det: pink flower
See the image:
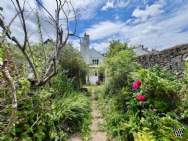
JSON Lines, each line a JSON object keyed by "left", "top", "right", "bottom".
{"left": 132, "top": 82, "right": 139, "bottom": 90}
{"left": 136, "top": 94, "right": 146, "bottom": 102}
{"left": 132, "top": 80, "right": 142, "bottom": 90}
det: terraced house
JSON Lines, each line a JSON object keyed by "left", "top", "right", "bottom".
{"left": 80, "top": 33, "right": 104, "bottom": 84}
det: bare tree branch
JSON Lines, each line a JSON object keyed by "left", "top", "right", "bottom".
{"left": 15, "top": 0, "right": 28, "bottom": 50}
{"left": 7, "top": 11, "right": 21, "bottom": 28}
{"left": 0, "top": 18, "right": 38, "bottom": 80}
{"left": 0, "top": 1, "right": 38, "bottom": 80}
{"left": 35, "top": 0, "right": 56, "bottom": 24}
{"left": 1, "top": 0, "right": 78, "bottom": 86}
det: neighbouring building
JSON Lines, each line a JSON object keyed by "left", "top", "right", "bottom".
{"left": 132, "top": 44, "right": 159, "bottom": 56}
{"left": 80, "top": 33, "right": 104, "bottom": 84}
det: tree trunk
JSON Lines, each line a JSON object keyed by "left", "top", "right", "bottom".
{"left": 1, "top": 60, "right": 17, "bottom": 132}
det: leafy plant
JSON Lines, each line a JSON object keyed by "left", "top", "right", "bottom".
{"left": 104, "top": 41, "right": 138, "bottom": 95}
{"left": 59, "top": 45, "right": 88, "bottom": 89}
{"left": 137, "top": 69, "right": 181, "bottom": 112}
{"left": 51, "top": 72, "right": 74, "bottom": 95}
{"left": 98, "top": 41, "right": 188, "bottom": 140}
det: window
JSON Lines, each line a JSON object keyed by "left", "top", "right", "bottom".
{"left": 97, "top": 59, "right": 99, "bottom": 64}
{"left": 92, "top": 59, "right": 99, "bottom": 65}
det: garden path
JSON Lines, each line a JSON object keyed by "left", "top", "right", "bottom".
{"left": 68, "top": 133, "right": 82, "bottom": 141}
{"left": 90, "top": 87, "right": 107, "bottom": 141}
{"left": 68, "top": 86, "right": 108, "bottom": 141}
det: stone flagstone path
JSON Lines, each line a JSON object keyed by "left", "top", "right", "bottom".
{"left": 90, "top": 87, "right": 107, "bottom": 141}
{"left": 69, "top": 87, "right": 108, "bottom": 141}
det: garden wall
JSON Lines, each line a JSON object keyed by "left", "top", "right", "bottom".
{"left": 137, "top": 44, "right": 188, "bottom": 77}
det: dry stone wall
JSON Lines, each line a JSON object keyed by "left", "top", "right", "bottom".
{"left": 137, "top": 44, "right": 188, "bottom": 77}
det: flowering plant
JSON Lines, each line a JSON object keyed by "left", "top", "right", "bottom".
{"left": 132, "top": 80, "right": 142, "bottom": 90}
{"left": 136, "top": 94, "right": 146, "bottom": 102}
{"left": 132, "top": 79, "right": 146, "bottom": 103}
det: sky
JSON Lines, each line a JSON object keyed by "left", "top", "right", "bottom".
{"left": 1, "top": 0, "right": 188, "bottom": 53}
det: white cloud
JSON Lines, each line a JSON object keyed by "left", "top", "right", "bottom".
{"left": 101, "top": 0, "right": 130, "bottom": 11}
{"left": 101, "top": 0, "right": 114, "bottom": 11}
{"left": 132, "top": 4, "right": 164, "bottom": 22}
{"left": 33, "top": 0, "right": 104, "bottom": 20}
{"left": 1, "top": 0, "right": 188, "bottom": 53}
{"left": 91, "top": 42, "right": 109, "bottom": 53}
{"left": 84, "top": 2, "right": 188, "bottom": 51}
{"left": 85, "top": 21, "right": 125, "bottom": 40}
{"left": 0, "top": 0, "right": 104, "bottom": 43}
{"left": 0, "top": 0, "right": 42, "bottom": 42}
{"left": 115, "top": 0, "right": 130, "bottom": 8}
{"left": 126, "top": 2, "right": 188, "bottom": 50}
{"left": 70, "top": 0, "right": 105, "bottom": 20}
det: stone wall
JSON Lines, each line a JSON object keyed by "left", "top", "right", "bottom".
{"left": 137, "top": 44, "right": 188, "bottom": 77}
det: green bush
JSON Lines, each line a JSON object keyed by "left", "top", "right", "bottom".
{"left": 47, "top": 92, "right": 91, "bottom": 140}
{"left": 0, "top": 43, "right": 90, "bottom": 140}
{"left": 51, "top": 92, "right": 90, "bottom": 133}
{"left": 137, "top": 69, "right": 181, "bottom": 112}
{"left": 51, "top": 72, "right": 74, "bottom": 95}
{"left": 178, "top": 61, "right": 188, "bottom": 124}
{"left": 0, "top": 73, "right": 91, "bottom": 141}
{"left": 104, "top": 41, "right": 138, "bottom": 95}
{"left": 59, "top": 45, "right": 88, "bottom": 89}
{"left": 99, "top": 41, "right": 188, "bottom": 140}
{"left": 149, "top": 65, "right": 177, "bottom": 81}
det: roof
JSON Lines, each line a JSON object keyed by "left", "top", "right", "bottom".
{"left": 133, "top": 47, "right": 151, "bottom": 56}
{"left": 132, "top": 45, "right": 152, "bottom": 56}
{"left": 82, "top": 47, "right": 103, "bottom": 58}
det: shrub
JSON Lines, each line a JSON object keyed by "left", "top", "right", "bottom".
{"left": 149, "top": 65, "right": 177, "bottom": 81}
{"left": 179, "top": 61, "right": 188, "bottom": 124}
{"left": 137, "top": 69, "right": 181, "bottom": 112}
{"left": 99, "top": 50, "right": 188, "bottom": 140}
{"left": 59, "top": 45, "right": 88, "bottom": 89}
{"left": 51, "top": 72, "right": 74, "bottom": 95}
{"left": 0, "top": 73, "right": 91, "bottom": 141}
{"left": 50, "top": 92, "right": 90, "bottom": 135}
{"left": 104, "top": 47, "right": 138, "bottom": 95}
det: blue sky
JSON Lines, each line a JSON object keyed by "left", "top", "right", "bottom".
{"left": 1, "top": 0, "right": 188, "bottom": 53}
{"left": 70, "top": 0, "right": 188, "bottom": 53}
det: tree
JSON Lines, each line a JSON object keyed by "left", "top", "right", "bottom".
{"left": 0, "top": 0, "right": 78, "bottom": 131}
{"left": 104, "top": 40, "right": 138, "bottom": 95}
{"left": 59, "top": 44, "right": 88, "bottom": 89}
{"left": 107, "top": 40, "right": 129, "bottom": 57}
{"left": 0, "top": 0, "right": 77, "bottom": 86}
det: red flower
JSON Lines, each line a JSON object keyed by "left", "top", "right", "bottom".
{"left": 132, "top": 80, "right": 142, "bottom": 90}
{"left": 136, "top": 94, "right": 146, "bottom": 102}
{"left": 136, "top": 80, "right": 142, "bottom": 87}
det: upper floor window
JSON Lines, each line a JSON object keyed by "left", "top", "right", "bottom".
{"left": 92, "top": 59, "right": 99, "bottom": 65}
